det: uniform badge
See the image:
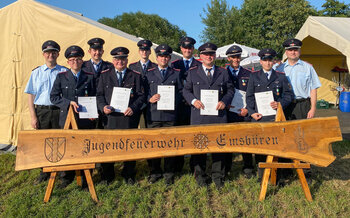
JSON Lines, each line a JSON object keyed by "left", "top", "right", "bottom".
{"left": 242, "top": 79, "right": 246, "bottom": 86}
{"left": 276, "top": 88, "right": 280, "bottom": 96}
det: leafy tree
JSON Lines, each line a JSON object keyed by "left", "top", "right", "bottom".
{"left": 239, "top": 0, "right": 318, "bottom": 55}
{"left": 201, "top": 0, "right": 242, "bottom": 47}
{"left": 319, "top": 0, "right": 350, "bottom": 17}
{"left": 98, "top": 12, "right": 187, "bottom": 52}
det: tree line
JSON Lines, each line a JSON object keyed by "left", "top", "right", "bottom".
{"left": 98, "top": 0, "right": 350, "bottom": 55}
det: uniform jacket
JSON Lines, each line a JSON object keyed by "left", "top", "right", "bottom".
{"left": 182, "top": 65, "right": 234, "bottom": 125}
{"left": 82, "top": 60, "right": 113, "bottom": 85}
{"left": 129, "top": 60, "right": 158, "bottom": 77}
{"left": 246, "top": 69, "right": 293, "bottom": 118}
{"left": 145, "top": 67, "right": 182, "bottom": 122}
{"left": 96, "top": 68, "right": 145, "bottom": 114}
{"left": 226, "top": 66, "right": 252, "bottom": 121}
{"left": 171, "top": 58, "right": 202, "bottom": 125}
{"left": 50, "top": 69, "right": 96, "bottom": 127}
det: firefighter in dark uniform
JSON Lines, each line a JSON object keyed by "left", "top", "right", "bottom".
{"left": 182, "top": 43, "right": 234, "bottom": 188}
{"left": 82, "top": 37, "right": 113, "bottom": 128}
{"left": 50, "top": 45, "right": 96, "bottom": 187}
{"left": 246, "top": 48, "right": 293, "bottom": 180}
{"left": 144, "top": 44, "right": 182, "bottom": 185}
{"left": 224, "top": 45, "right": 254, "bottom": 178}
{"left": 96, "top": 47, "right": 145, "bottom": 184}
{"left": 129, "top": 39, "right": 158, "bottom": 76}
{"left": 171, "top": 37, "right": 202, "bottom": 173}
{"left": 128, "top": 39, "right": 158, "bottom": 129}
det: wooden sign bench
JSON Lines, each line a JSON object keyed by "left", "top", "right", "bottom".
{"left": 16, "top": 104, "right": 342, "bottom": 202}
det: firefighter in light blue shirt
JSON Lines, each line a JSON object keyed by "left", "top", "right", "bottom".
{"left": 276, "top": 38, "right": 321, "bottom": 120}
{"left": 24, "top": 40, "right": 67, "bottom": 183}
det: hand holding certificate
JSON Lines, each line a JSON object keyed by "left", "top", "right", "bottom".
{"left": 200, "top": 89, "right": 218, "bottom": 116}
{"left": 78, "top": 97, "right": 98, "bottom": 119}
{"left": 254, "top": 91, "right": 276, "bottom": 116}
{"left": 157, "top": 85, "right": 175, "bottom": 110}
{"left": 110, "top": 87, "right": 131, "bottom": 113}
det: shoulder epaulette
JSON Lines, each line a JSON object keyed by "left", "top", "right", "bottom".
{"left": 129, "top": 62, "right": 138, "bottom": 65}
{"left": 32, "top": 66, "right": 40, "bottom": 71}
{"left": 84, "top": 71, "right": 94, "bottom": 75}
{"left": 173, "top": 68, "right": 180, "bottom": 71}
{"left": 219, "top": 66, "right": 226, "bottom": 70}
{"left": 251, "top": 70, "right": 258, "bottom": 73}
{"left": 132, "top": 70, "right": 141, "bottom": 75}
{"left": 171, "top": 59, "right": 180, "bottom": 63}
{"left": 58, "top": 71, "right": 68, "bottom": 74}
{"left": 147, "top": 67, "right": 156, "bottom": 71}
{"left": 189, "top": 66, "right": 198, "bottom": 70}
{"left": 101, "top": 69, "right": 109, "bottom": 74}
{"left": 276, "top": 70, "right": 285, "bottom": 74}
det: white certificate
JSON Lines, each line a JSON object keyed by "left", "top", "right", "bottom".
{"left": 110, "top": 87, "right": 131, "bottom": 113}
{"left": 157, "top": 85, "right": 175, "bottom": 110}
{"left": 254, "top": 91, "right": 276, "bottom": 116}
{"left": 78, "top": 97, "right": 98, "bottom": 119}
{"left": 200, "top": 89, "right": 218, "bottom": 116}
{"left": 229, "top": 89, "right": 246, "bottom": 114}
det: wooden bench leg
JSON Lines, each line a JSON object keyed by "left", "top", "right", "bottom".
{"left": 270, "top": 157, "right": 278, "bottom": 186}
{"left": 294, "top": 160, "right": 312, "bottom": 201}
{"left": 76, "top": 170, "right": 82, "bottom": 187}
{"left": 259, "top": 155, "right": 274, "bottom": 201}
{"left": 84, "top": 169, "right": 98, "bottom": 202}
{"left": 44, "top": 172, "right": 57, "bottom": 203}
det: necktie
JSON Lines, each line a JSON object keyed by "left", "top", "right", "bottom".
{"left": 117, "top": 71, "right": 123, "bottom": 86}
{"left": 265, "top": 73, "right": 269, "bottom": 80}
{"left": 161, "top": 69, "right": 166, "bottom": 78}
{"left": 206, "top": 68, "right": 212, "bottom": 81}
{"left": 143, "top": 64, "right": 147, "bottom": 72}
{"left": 185, "top": 60, "right": 190, "bottom": 71}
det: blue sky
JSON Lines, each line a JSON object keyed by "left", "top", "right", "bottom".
{"left": 1, "top": 0, "right": 346, "bottom": 44}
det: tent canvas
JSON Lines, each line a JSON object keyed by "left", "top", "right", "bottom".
{"left": 285, "top": 16, "right": 350, "bottom": 104}
{"left": 0, "top": 0, "right": 180, "bottom": 146}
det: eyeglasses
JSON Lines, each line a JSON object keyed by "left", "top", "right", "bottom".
{"left": 68, "top": 58, "right": 83, "bottom": 63}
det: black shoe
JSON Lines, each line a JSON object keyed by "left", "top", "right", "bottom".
{"left": 57, "top": 179, "right": 72, "bottom": 189}
{"left": 243, "top": 168, "right": 254, "bottom": 179}
{"left": 196, "top": 175, "right": 209, "bottom": 187}
{"left": 165, "top": 177, "right": 174, "bottom": 186}
{"left": 125, "top": 177, "right": 135, "bottom": 185}
{"left": 213, "top": 179, "right": 224, "bottom": 189}
{"left": 148, "top": 175, "right": 162, "bottom": 184}
{"left": 35, "top": 172, "right": 49, "bottom": 184}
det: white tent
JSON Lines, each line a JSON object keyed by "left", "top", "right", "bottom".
{"left": 216, "top": 42, "right": 259, "bottom": 59}
{"left": 240, "top": 55, "right": 261, "bottom": 71}
{"left": 0, "top": 0, "right": 182, "bottom": 147}
{"left": 287, "top": 16, "right": 350, "bottom": 104}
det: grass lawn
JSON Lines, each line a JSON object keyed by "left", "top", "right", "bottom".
{"left": 0, "top": 140, "right": 349, "bottom": 217}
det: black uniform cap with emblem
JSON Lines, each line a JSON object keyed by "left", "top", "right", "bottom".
{"left": 42, "top": 40, "right": 60, "bottom": 52}
{"left": 65, "top": 45, "right": 84, "bottom": 59}
{"left": 198, "top": 42, "right": 217, "bottom": 54}
{"left": 180, "top": 37, "right": 196, "bottom": 48}
{"left": 226, "top": 45, "right": 242, "bottom": 57}
{"left": 258, "top": 48, "right": 277, "bottom": 60}
{"left": 155, "top": 44, "right": 173, "bottom": 56}
{"left": 137, "top": 39, "right": 152, "bottom": 50}
{"left": 283, "top": 38, "right": 302, "bottom": 50}
{"left": 110, "top": 47, "right": 129, "bottom": 58}
{"left": 87, "top": 37, "right": 105, "bottom": 49}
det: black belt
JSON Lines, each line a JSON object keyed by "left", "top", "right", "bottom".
{"left": 35, "top": 105, "right": 59, "bottom": 110}
{"left": 293, "top": 98, "right": 310, "bottom": 103}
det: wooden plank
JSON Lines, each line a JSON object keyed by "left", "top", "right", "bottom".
{"left": 16, "top": 116, "right": 341, "bottom": 171}
{"left": 269, "top": 157, "right": 278, "bottom": 186}
{"left": 44, "top": 172, "right": 57, "bottom": 203}
{"left": 259, "top": 163, "right": 311, "bottom": 169}
{"left": 43, "top": 163, "right": 96, "bottom": 172}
